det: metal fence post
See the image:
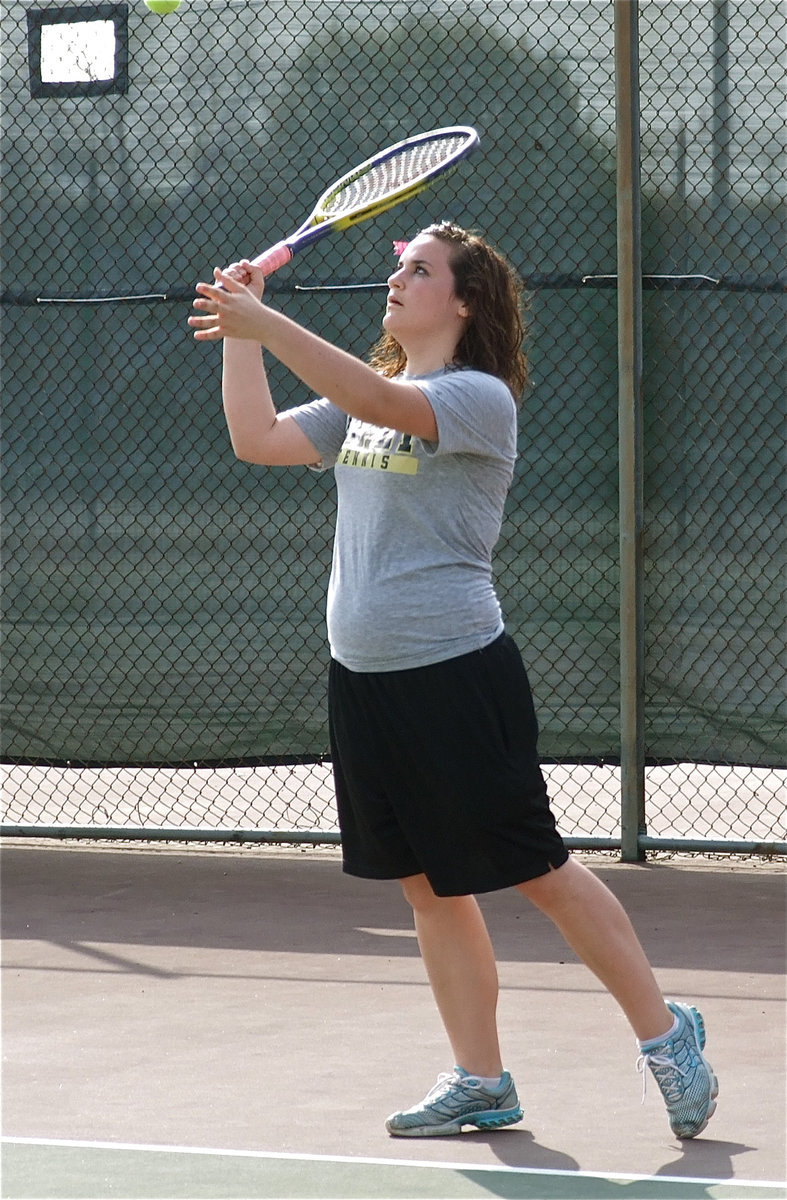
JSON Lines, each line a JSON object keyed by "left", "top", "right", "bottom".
{"left": 614, "top": 0, "right": 646, "bottom": 861}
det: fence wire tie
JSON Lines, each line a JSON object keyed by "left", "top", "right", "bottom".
{"left": 582, "top": 274, "right": 722, "bottom": 286}
{"left": 36, "top": 293, "right": 170, "bottom": 304}
{"left": 294, "top": 283, "right": 388, "bottom": 291}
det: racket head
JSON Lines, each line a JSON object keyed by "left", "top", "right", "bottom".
{"left": 312, "top": 126, "right": 480, "bottom": 231}
{"left": 250, "top": 126, "right": 479, "bottom": 274}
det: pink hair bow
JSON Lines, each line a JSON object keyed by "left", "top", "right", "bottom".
{"left": 392, "top": 240, "right": 409, "bottom": 256}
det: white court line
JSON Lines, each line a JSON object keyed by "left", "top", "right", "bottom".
{"left": 3, "top": 1136, "right": 786, "bottom": 1191}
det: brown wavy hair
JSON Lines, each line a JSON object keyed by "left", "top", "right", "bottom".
{"left": 368, "top": 221, "right": 529, "bottom": 403}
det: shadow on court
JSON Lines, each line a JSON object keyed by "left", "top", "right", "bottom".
{"left": 1, "top": 842, "right": 785, "bottom": 1198}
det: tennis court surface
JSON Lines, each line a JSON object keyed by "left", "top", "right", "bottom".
{"left": 2, "top": 842, "right": 785, "bottom": 1198}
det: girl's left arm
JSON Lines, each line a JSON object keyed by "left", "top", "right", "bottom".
{"left": 191, "top": 267, "right": 437, "bottom": 440}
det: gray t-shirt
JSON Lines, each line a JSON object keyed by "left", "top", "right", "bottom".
{"left": 291, "top": 366, "right": 517, "bottom": 672}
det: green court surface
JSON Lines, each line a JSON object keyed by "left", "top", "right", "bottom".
{"left": 3, "top": 1139, "right": 786, "bottom": 1200}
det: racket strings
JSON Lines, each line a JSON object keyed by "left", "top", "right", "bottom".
{"left": 321, "top": 134, "right": 468, "bottom": 217}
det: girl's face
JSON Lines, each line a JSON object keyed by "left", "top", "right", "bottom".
{"left": 383, "top": 234, "right": 469, "bottom": 348}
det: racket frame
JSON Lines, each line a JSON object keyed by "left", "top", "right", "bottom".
{"left": 251, "top": 125, "right": 479, "bottom": 274}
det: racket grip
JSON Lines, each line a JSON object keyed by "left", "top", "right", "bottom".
{"left": 251, "top": 242, "right": 293, "bottom": 276}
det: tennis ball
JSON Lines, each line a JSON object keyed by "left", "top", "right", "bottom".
{"left": 144, "top": 0, "right": 181, "bottom": 13}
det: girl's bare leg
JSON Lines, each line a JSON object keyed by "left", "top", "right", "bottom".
{"left": 517, "top": 857, "right": 673, "bottom": 1041}
{"left": 399, "top": 873, "right": 504, "bottom": 1077}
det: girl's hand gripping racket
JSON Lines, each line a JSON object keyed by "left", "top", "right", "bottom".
{"left": 250, "top": 126, "right": 480, "bottom": 276}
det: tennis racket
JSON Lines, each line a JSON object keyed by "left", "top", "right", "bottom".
{"left": 250, "top": 126, "right": 480, "bottom": 276}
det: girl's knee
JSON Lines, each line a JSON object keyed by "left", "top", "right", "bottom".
{"left": 398, "top": 872, "right": 437, "bottom": 910}
{"left": 398, "top": 874, "right": 470, "bottom": 917}
{"left": 516, "top": 857, "right": 582, "bottom": 910}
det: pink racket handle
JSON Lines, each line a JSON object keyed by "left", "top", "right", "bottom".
{"left": 251, "top": 242, "right": 294, "bottom": 276}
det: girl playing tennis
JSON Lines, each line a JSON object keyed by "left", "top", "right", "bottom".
{"left": 190, "top": 222, "right": 717, "bottom": 1140}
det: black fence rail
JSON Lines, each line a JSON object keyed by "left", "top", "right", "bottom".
{"left": 1, "top": 0, "right": 784, "bottom": 856}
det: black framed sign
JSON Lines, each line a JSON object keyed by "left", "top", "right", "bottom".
{"left": 27, "top": 4, "right": 129, "bottom": 98}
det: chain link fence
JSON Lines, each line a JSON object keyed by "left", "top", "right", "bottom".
{"left": 1, "top": 0, "right": 784, "bottom": 855}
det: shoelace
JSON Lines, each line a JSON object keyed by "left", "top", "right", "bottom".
{"left": 425, "top": 1071, "right": 466, "bottom": 1101}
{"left": 636, "top": 1050, "right": 687, "bottom": 1104}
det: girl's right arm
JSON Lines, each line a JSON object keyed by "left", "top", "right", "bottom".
{"left": 201, "top": 259, "right": 321, "bottom": 467}
{"left": 222, "top": 337, "right": 321, "bottom": 466}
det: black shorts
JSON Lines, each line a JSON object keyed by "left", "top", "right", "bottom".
{"left": 328, "top": 632, "right": 568, "bottom": 897}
